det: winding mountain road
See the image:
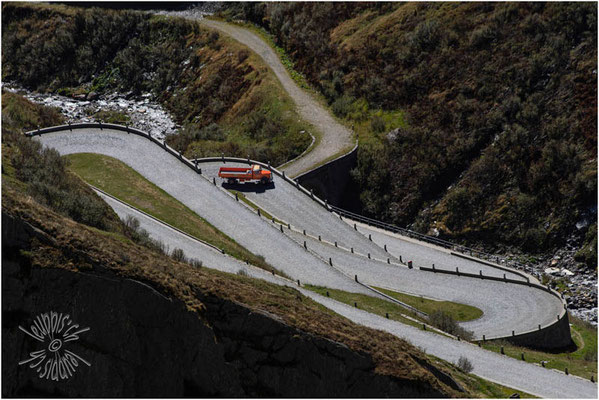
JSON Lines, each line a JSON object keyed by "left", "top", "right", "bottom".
{"left": 80, "top": 165, "right": 596, "bottom": 399}
{"left": 190, "top": 17, "right": 355, "bottom": 177}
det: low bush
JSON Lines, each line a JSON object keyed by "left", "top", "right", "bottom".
{"left": 428, "top": 310, "right": 474, "bottom": 341}
{"left": 456, "top": 356, "right": 474, "bottom": 373}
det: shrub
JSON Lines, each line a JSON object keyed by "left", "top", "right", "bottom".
{"left": 456, "top": 356, "right": 474, "bottom": 373}
{"left": 237, "top": 269, "right": 249, "bottom": 276}
{"left": 428, "top": 310, "right": 474, "bottom": 340}
{"left": 370, "top": 115, "right": 386, "bottom": 133}
{"left": 170, "top": 248, "right": 187, "bottom": 263}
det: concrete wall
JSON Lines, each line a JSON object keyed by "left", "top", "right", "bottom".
{"left": 295, "top": 145, "right": 358, "bottom": 207}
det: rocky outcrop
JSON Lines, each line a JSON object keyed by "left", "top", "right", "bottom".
{"left": 2, "top": 212, "right": 451, "bottom": 397}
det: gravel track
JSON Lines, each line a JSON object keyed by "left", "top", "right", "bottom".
{"left": 195, "top": 19, "right": 355, "bottom": 178}
{"left": 36, "top": 129, "right": 369, "bottom": 295}
{"left": 287, "top": 229, "right": 563, "bottom": 339}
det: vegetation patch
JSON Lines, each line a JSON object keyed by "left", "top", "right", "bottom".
{"left": 482, "top": 315, "right": 597, "bottom": 380}
{"left": 374, "top": 286, "right": 483, "bottom": 322}
{"left": 2, "top": 2, "right": 312, "bottom": 167}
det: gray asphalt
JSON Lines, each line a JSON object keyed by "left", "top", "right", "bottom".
{"left": 36, "top": 129, "right": 370, "bottom": 295}
{"left": 199, "top": 161, "right": 391, "bottom": 260}
{"left": 96, "top": 193, "right": 598, "bottom": 398}
{"left": 356, "top": 222, "right": 528, "bottom": 281}
{"left": 286, "top": 228, "right": 564, "bottom": 339}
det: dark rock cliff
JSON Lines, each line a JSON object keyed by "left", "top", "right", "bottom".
{"left": 2, "top": 212, "right": 451, "bottom": 397}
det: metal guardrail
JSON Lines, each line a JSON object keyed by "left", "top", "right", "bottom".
{"left": 329, "top": 205, "right": 536, "bottom": 276}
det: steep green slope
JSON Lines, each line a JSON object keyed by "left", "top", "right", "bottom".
{"left": 222, "top": 2, "right": 597, "bottom": 263}
{"left": 1, "top": 2, "right": 311, "bottom": 165}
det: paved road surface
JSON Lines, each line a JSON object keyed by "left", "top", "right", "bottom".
{"left": 37, "top": 129, "right": 369, "bottom": 295}
{"left": 97, "top": 187, "right": 597, "bottom": 399}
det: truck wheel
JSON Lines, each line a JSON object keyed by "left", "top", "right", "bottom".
{"left": 228, "top": 178, "right": 236, "bottom": 184}
{"left": 261, "top": 177, "right": 268, "bottom": 185}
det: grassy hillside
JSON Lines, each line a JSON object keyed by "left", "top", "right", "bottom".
{"left": 1, "top": 2, "right": 312, "bottom": 165}
{"left": 222, "top": 2, "right": 597, "bottom": 263}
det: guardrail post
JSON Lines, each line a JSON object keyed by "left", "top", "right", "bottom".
{"left": 221, "top": 249, "right": 225, "bottom": 254}
{"left": 303, "top": 241, "right": 307, "bottom": 249}
{"left": 351, "top": 247, "right": 354, "bottom": 253}
{"left": 368, "top": 234, "right": 372, "bottom": 241}
{"left": 501, "top": 346, "right": 504, "bottom": 354}
{"left": 557, "top": 314, "right": 560, "bottom": 321}
{"left": 457, "top": 336, "right": 460, "bottom": 341}
{"left": 303, "top": 229, "right": 306, "bottom": 235}
{"left": 538, "top": 324, "right": 541, "bottom": 330}
{"left": 295, "top": 180, "right": 299, "bottom": 188}
{"left": 280, "top": 224, "right": 283, "bottom": 232}
{"left": 423, "top": 324, "right": 426, "bottom": 330}
{"left": 212, "top": 177, "right": 216, "bottom": 185}
{"left": 268, "top": 161, "right": 271, "bottom": 170}
{"left": 521, "top": 353, "right": 525, "bottom": 361}
{"left": 408, "top": 261, "right": 413, "bottom": 269}
{"left": 68, "top": 121, "right": 72, "bottom": 131}
{"left": 287, "top": 223, "right": 290, "bottom": 229}
{"left": 318, "top": 235, "right": 321, "bottom": 241}
{"left": 297, "top": 279, "right": 300, "bottom": 286}
{"left": 271, "top": 217, "right": 275, "bottom": 223}
{"left": 334, "top": 241, "right": 337, "bottom": 247}
{"left": 478, "top": 341, "right": 481, "bottom": 347}
{"left": 272, "top": 270, "right": 275, "bottom": 276}
{"left": 282, "top": 171, "right": 286, "bottom": 179}
{"left": 384, "top": 244, "right": 387, "bottom": 252}
{"left": 482, "top": 335, "right": 485, "bottom": 342}
{"left": 354, "top": 223, "right": 357, "bottom": 230}
{"left": 326, "top": 291, "right": 329, "bottom": 297}
{"left": 198, "top": 168, "right": 202, "bottom": 175}
{"left": 99, "top": 121, "right": 102, "bottom": 130}
{"left": 456, "top": 267, "right": 459, "bottom": 275}
{"left": 591, "top": 375, "right": 594, "bottom": 383}
{"left": 385, "top": 313, "right": 389, "bottom": 319}
{"left": 310, "top": 189, "right": 314, "bottom": 199}
{"left": 387, "top": 258, "right": 390, "bottom": 264}
{"left": 400, "top": 255, "right": 403, "bottom": 263}
{"left": 512, "top": 330, "right": 515, "bottom": 336}
{"left": 235, "top": 193, "right": 238, "bottom": 201}
{"left": 541, "top": 361, "right": 545, "bottom": 368}
{"left": 565, "top": 367, "right": 569, "bottom": 375}
{"left": 354, "top": 302, "right": 357, "bottom": 308}
{"left": 503, "top": 273, "right": 507, "bottom": 282}
{"left": 257, "top": 209, "right": 261, "bottom": 217}
{"left": 479, "top": 270, "right": 483, "bottom": 278}
{"left": 526, "top": 277, "right": 530, "bottom": 286}
{"left": 354, "top": 274, "right": 358, "bottom": 282}
{"left": 37, "top": 126, "right": 40, "bottom": 135}
{"left": 368, "top": 253, "right": 371, "bottom": 259}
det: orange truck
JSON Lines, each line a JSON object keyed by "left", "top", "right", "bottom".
{"left": 218, "top": 164, "right": 273, "bottom": 185}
